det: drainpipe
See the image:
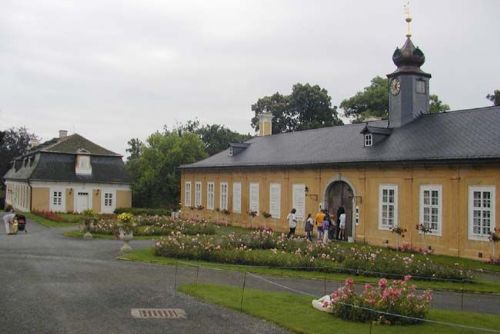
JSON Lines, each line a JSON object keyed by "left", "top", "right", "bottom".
{"left": 28, "top": 179, "right": 32, "bottom": 213}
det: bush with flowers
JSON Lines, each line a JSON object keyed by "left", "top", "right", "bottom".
{"left": 154, "top": 232, "right": 472, "bottom": 281}
{"left": 117, "top": 212, "right": 136, "bottom": 234}
{"left": 323, "top": 276, "right": 432, "bottom": 325}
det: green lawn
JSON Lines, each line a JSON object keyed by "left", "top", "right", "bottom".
{"left": 64, "top": 230, "right": 159, "bottom": 240}
{"left": 120, "top": 248, "right": 500, "bottom": 294}
{"left": 23, "top": 212, "right": 77, "bottom": 228}
{"left": 179, "top": 283, "right": 500, "bottom": 334}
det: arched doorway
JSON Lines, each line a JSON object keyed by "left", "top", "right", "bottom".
{"left": 324, "top": 181, "right": 354, "bottom": 241}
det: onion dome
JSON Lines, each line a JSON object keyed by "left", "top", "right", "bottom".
{"left": 389, "top": 37, "right": 431, "bottom": 78}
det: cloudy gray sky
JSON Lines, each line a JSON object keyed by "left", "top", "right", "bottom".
{"left": 1, "top": 0, "right": 499, "bottom": 157}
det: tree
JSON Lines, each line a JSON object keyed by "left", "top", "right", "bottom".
{"left": 127, "top": 127, "right": 207, "bottom": 208}
{"left": 125, "top": 138, "right": 144, "bottom": 162}
{"left": 340, "top": 76, "right": 450, "bottom": 122}
{"left": 487, "top": 90, "right": 500, "bottom": 106}
{"left": 250, "top": 83, "right": 343, "bottom": 134}
{"left": 0, "top": 127, "right": 37, "bottom": 204}
{"left": 196, "top": 124, "right": 251, "bottom": 156}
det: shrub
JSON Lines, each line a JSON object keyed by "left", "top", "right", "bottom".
{"left": 325, "top": 276, "right": 432, "bottom": 325}
{"left": 114, "top": 207, "right": 171, "bottom": 216}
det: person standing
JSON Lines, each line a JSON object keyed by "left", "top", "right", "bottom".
{"left": 322, "top": 214, "right": 330, "bottom": 243}
{"left": 338, "top": 207, "right": 347, "bottom": 241}
{"left": 287, "top": 208, "right": 298, "bottom": 238}
{"left": 315, "top": 209, "right": 326, "bottom": 241}
{"left": 3, "top": 209, "right": 16, "bottom": 235}
{"left": 305, "top": 213, "right": 314, "bottom": 242}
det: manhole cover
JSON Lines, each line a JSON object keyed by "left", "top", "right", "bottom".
{"left": 131, "top": 308, "right": 187, "bottom": 319}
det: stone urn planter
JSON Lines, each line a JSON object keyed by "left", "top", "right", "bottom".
{"left": 119, "top": 228, "right": 134, "bottom": 252}
{"left": 117, "top": 212, "right": 136, "bottom": 252}
{"left": 82, "top": 209, "right": 98, "bottom": 240}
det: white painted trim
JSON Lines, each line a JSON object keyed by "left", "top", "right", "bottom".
{"left": 194, "top": 181, "right": 202, "bottom": 207}
{"left": 30, "top": 181, "right": 130, "bottom": 190}
{"left": 249, "top": 182, "right": 259, "bottom": 214}
{"left": 184, "top": 182, "right": 192, "bottom": 207}
{"left": 468, "top": 185, "right": 496, "bottom": 241}
{"left": 419, "top": 185, "right": 442, "bottom": 236}
{"left": 207, "top": 182, "right": 215, "bottom": 210}
{"left": 220, "top": 182, "right": 228, "bottom": 211}
{"left": 378, "top": 184, "right": 398, "bottom": 230}
{"left": 269, "top": 183, "right": 281, "bottom": 219}
{"left": 49, "top": 187, "right": 66, "bottom": 212}
{"left": 73, "top": 188, "right": 92, "bottom": 213}
{"left": 101, "top": 188, "right": 116, "bottom": 214}
{"left": 232, "top": 182, "right": 241, "bottom": 214}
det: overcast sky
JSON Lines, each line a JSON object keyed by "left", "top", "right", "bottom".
{"left": 1, "top": 0, "right": 499, "bottom": 157}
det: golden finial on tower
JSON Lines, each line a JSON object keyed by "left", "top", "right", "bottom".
{"left": 404, "top": 2, "right": 412, "bottom": 38}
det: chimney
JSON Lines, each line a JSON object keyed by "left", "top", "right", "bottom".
{"left": 258, "top": 112, "right": 273, "bottom": 136}
{"left": 30, "top": 138, "right": 40, "bottom": 149}
{"left": 59, "top": 130, "right": 68, "bottom": 138}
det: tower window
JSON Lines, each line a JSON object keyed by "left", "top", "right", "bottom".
{"left": 364, "top": 134, "right": 373, "bottom": 147}
{"left": 416, "top": 80, "right": 426, "bottom": 94}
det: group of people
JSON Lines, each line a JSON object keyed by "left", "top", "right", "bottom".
{"left": 286, "top": 207, "right": 347, "bottom": 242}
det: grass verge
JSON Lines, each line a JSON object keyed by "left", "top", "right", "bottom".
{"left": 23, "top": 212, "right": 77, "bottom": 228}
{"left": 179, "top": 283, "right": 500, "bottom": 334}
{"left": 64, "top": 230, "right": 159, "bottom": 240}
{"left": 120, "top": 248, "right": 500, "bottom": 294}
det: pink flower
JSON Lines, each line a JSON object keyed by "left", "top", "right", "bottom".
{"left": 404, "top": 274, "right": 412, "bottom": 282}
{"left": 378, "top": 278, "right": 387, "bottom": 289}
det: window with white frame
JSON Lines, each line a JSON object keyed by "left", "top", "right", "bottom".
{"left": 50, "top": 188, "right": 65, "bottom": 211}
{"left": 194, "top": 182, "right": 202, "bottom": 207}
{"left": 104, "top": 192, "right": 113, "bottom": 207}
{"left": 269, "top": 183, "right": 281, "bottom": 218}
{"left": 469, "top": 186, "right": 496, "bottom": 240}
{"left": 220, "top": 182, "right": 228, "bottom": 210}
{"left": 364, "top": 134, "right": 373, "bottom": 147}
{"left": 185, "top": 182, "right": 192, "bottom": 207}
{"left": 249, "top": 183, "right": 259, "bottom": 214}
{"left": 379, "top": 185, "right": 398, "bottom": 229}
{"left": 420, "top": 185, "right": 442, "bottom": 235}
{"left": 207, "top": 182, "right": 215, "bottom": 210}
{"left": 232, "top": 182, "right": 241, "bottom": 213}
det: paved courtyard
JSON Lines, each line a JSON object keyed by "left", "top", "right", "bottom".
{"left": 1, "top": 215, "right": 499, "bottom": 334}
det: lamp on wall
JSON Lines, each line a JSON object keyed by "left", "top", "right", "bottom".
{"left": 96, "top": 189, "right": 100, "bottom": 195}
{"left": 305, "top": 186, "right": 309, "bottom": 194}
{"left": 69, "top": 188, "right": 73, "bottom": 195}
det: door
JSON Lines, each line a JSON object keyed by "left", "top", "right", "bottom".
{"left": 326, "top": 181, "right": 354, "bottom": 241}
{"left": 76, "top": 192, "right": 90, "bottom": 213}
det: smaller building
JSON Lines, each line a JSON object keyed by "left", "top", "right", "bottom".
{"left": 3, "top": 130, "right": 132, "bottom": 214}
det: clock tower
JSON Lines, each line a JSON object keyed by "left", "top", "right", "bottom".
{"left": 387, "top": 10, "right": 431, "bottom": 128}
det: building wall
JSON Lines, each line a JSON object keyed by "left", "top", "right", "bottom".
{"left": 32, "top": 187, "right": 50, "bottom": 211}
{"left": 181, "top": 164, "right": 500, "bottom": 260}
{"left": 117, "top": 190, "right": 132, "bottom": 210}
{"left": 5, "top": 181, "right": 31, "bottom": 212}
{"left": 29, "top": 182, "right": 131, "bottom": 214}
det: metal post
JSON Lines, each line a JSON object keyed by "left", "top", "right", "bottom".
{"left": 240, "top": 272, "right": 247, "bottom": 312}
{"left": 174, "top": 262, "right": 178, "bottom": 298}
{"left": 369, "top": 321, "right": 373, "bottom": 334}
{"left": 195, "top": 266, "right": 200, "bottom": 286}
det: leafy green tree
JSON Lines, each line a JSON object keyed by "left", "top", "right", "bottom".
{"left": 0, "top": 127, "right": 38, "bottom": 203}
{"left": 340, "top": 76, "right": 450, "bottom": 122}
{"left": 487, "top": 90, "right": 500, "bottom": 106}
{"left": 125, "top": 138, "right": 143, "bottom": 162}
{"left": 251, "top": 83, "right": 343, "bottom": 134}
{"left": 196, "top": 124, "right": 251, "bottom": 156}
{"left": 127, "top": 128, "right": 207, "bottom": 208}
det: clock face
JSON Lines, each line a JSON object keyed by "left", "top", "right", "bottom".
{"left": 390, "top": 78, "right": 401, "bottom": 96}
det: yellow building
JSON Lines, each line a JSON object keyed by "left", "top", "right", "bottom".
{"left": 4, "top": 130, "right": 132, "bottom": 214}
{"left": 179, "top": 35, "right": 500, "bottom": 260}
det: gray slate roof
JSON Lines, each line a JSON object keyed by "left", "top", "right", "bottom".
{"left": 4, "top": 135, "right": 130, "bottom": 184}
{"left": 181, "top": 106, "right": 500, "bottom": 169}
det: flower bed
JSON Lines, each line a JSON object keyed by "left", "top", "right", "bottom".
{"left": 154, "top": 232, "right": 472, "bottom": 281}
{"left": 32, "top": 210, "right": 66, "bottom": 222}
{"left": 89, "top": 216, "right": 217, "bottom": 237}
{"left": 324, "top": 276, "right": 432, "bottom": 325}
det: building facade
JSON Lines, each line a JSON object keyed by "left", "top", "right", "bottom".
{"left": 4, "top": 131, "right": 132, "bottom": 214}
{"left": 179, "top": 35, "right": 500, "bottom": 260}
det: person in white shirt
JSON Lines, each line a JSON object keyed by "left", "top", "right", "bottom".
{"left": 286, "top": 208, "right": 297, "bottom": 238}
{"left": 3, "top": 210, "right": 16, "bottom": 235}
{"left": 338, "top": 207, "right": 346, "bottom": 241}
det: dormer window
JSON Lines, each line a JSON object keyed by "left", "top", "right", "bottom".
{"left": 364, "top": 134, "right": 373, "bottom": 147}
{"left": 229, "top": 147, "right": 234, "bottom": 157}
{"left": 75, "top": 149, "right": 92, "bottom": 175}
{"left": 228, "top": 143, "right": 250, "bottom": 157}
